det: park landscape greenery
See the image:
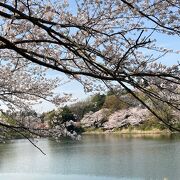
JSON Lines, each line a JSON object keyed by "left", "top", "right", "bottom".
{"left": 45, "top": 91, "right": 180, "bottom": 133}
{"left": 1, "top": 89, "right": 179, "bottom": 141}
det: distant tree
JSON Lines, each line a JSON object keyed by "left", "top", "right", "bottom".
{"left": 91, "top": 93, "right": 106, "bottom": 111}
{"left": 70, "top": 100, "right": 92, "bottom": 120}
{"left": 61, "top": 106, "right": 75, "bottom": 122}
{"left": 103, "top": 95, "right": 128, "bottom": 112}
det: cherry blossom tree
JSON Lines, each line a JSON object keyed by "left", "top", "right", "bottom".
{"left": 0, "top": 53, "right": 73, "bottom": 142}
{"left": 0, "top": 0, "right": 179, "bottom": 131}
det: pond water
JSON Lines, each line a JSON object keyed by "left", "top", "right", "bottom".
{"left": 0, "top": 134, "right": 180, "bottom": 180}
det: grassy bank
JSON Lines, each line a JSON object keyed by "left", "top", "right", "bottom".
{"left": 82, "top": 127, "right": 171, "bottom": 135}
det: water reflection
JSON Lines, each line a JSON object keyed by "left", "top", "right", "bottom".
{"left": 0, "top": 134, "right": 180, "bottom": 179}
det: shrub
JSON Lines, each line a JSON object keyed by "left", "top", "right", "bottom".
{"left": 103, "top": 95, "right": 128, "bottom": 112}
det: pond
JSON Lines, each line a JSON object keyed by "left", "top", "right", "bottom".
{"left": 0, "top": 134, "right": 180, "bottom": 180}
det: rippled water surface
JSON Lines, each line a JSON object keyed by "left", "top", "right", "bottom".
{"left": 0, "top": 134, "right": 180, "bottom": 179}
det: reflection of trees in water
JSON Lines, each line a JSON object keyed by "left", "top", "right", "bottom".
{"left": 0, "top": 137, "right": 180, "bottom": 178}
{"left": 0, "top": 141, "right": 16, "bottom": 170}
{"left": 0, "top": 139, "right": 52, "bottom": 173}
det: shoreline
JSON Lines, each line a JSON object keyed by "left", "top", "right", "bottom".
{"left": 82, "top": 128, "right": 172, "bottom": 135}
